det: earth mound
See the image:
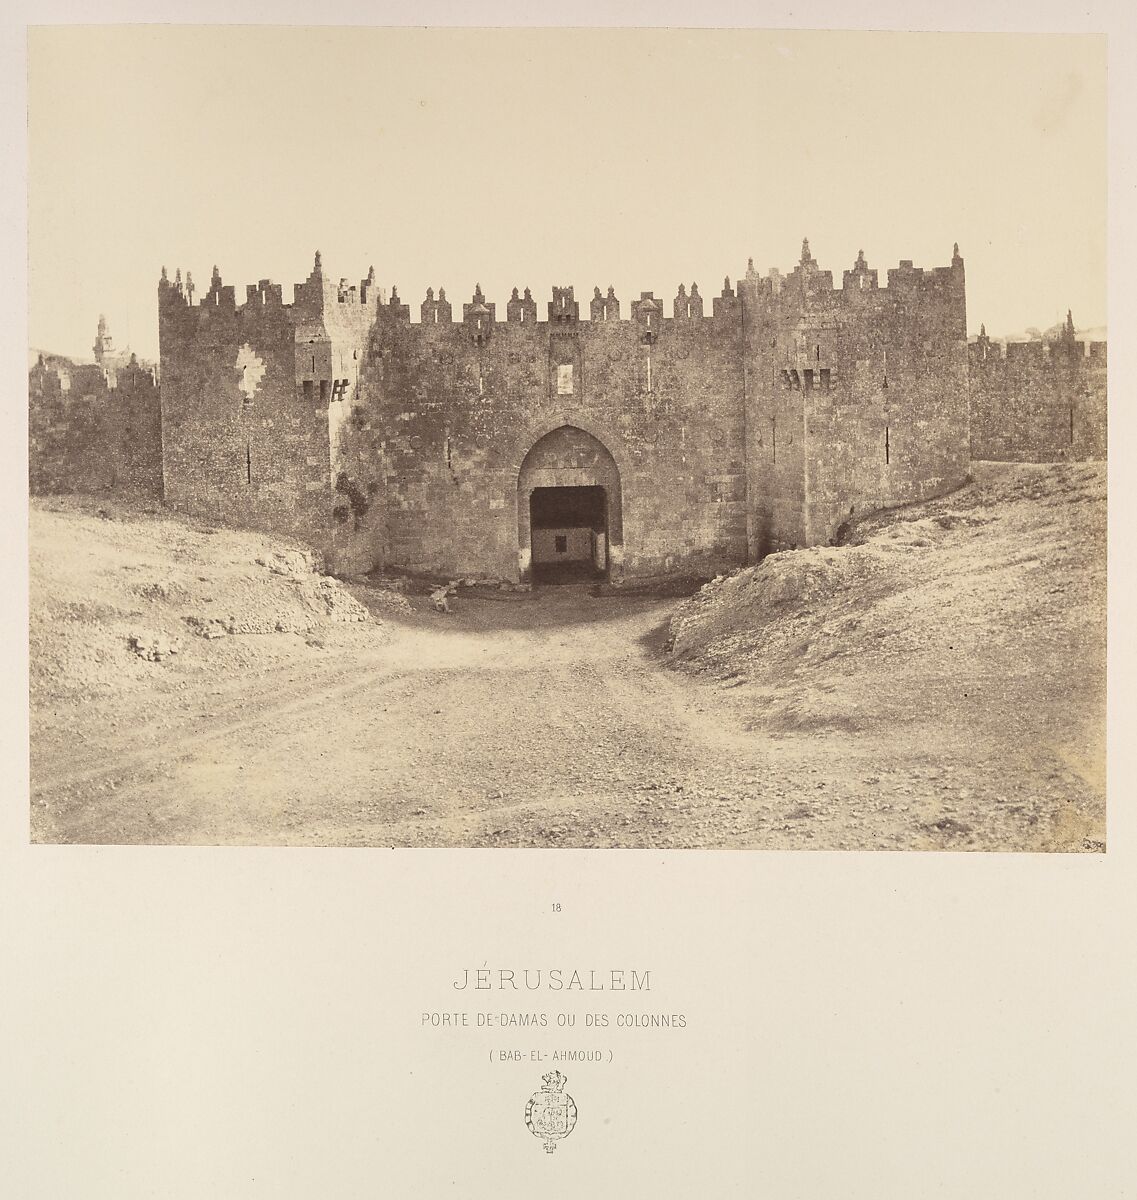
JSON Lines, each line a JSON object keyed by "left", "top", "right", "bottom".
{"left": 29, "top": 495, "right": 387, "bottom": 704}
{"left": 667, "top": 462, "right": 1106, "bottom": 828}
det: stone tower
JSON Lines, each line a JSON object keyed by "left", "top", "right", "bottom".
{"left": 92, "top": 314, "right": 115, "bottom": 364}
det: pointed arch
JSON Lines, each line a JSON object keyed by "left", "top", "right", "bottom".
{"left": 509, "top": 413, "right": 633, "bottom": 479}
{"left": 516, "top": 423, "right": 624, "bottom": 584}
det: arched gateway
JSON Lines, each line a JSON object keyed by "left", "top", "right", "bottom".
{"left": 517, "top": 425, "right": 623, "bottom": 584}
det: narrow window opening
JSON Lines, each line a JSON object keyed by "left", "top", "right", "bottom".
{"left": 433, "top": 308, "right": 438, "bottom": 324}
{"left": 816, "top": 344, "right": 820, "bottom": 362}
{"left": 646, "top": 350, "right": 652, "bottom": 393}
{"left": 302, "top": 379, "right": 314, "bottom": 400}
{"left": 520, "top": 308, "right": 525, "bottom": 323}
{"left": 245, "top": 440, "right": 252, "bottom": 485}
{"left": 804, "top": 369, "right": 814, "bottom": 390}
{"left": 319, "top": 380, "right": 329, "bottom": 403}
{"left": 771, "top": 416, "right": 777, "bottom": 464}
{"left": 820, "top": 368, "right": 831, "bottom": 390}
{"left": 885, "top": 423, "right": 891, "bottom": 464}
{"left": 1069, "top": 406, "right": 1075, "bottom": 444}
{"left": 554, "top": 535, "right": 567, "bottom": 554}
{"left": 311, "top": 354, "right": 316, "bottom": 373}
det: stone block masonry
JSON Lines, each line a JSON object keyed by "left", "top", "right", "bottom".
{"left": 969, "top": 312, "right": 1107, "bottom": 462}
{"left": 29, "top": 351, "right": 161, "bottom": 497}
{"left": 320, "top": 241, "right": 972, "bottom": 578}
{"left": 740, "top": 242, "right": 973, "bottom": 554}
{"left": 30, "top": 241, "right": 1106, "bottom": 582}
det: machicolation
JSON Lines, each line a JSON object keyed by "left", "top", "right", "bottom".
{"left": 29, "top": 240, "right": 1107, "bottom": 582}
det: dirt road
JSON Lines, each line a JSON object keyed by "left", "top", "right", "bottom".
{"left": 31, "top": 569, "right": 1102, "bottom": 851}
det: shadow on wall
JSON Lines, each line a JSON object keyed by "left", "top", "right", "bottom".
{"left": 530, "top": 483, "right": 608, "bottom": 585}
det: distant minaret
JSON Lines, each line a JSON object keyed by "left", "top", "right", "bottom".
{"left": 93, "top": 314, "right": 115, "bottom": 364}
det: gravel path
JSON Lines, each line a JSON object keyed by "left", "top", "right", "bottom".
{"left": 31, "top": 567, "right": 1103, "bottom": 850}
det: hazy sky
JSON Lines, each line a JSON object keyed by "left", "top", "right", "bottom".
{"left": 28, "top": 26, "right": 1106, "bottom": 361}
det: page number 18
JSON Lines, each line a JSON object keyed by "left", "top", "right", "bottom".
{"left": 551, "top": 902, "right": 561, "bottom": 912}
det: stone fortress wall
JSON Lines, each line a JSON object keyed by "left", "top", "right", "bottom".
{"left": 29, "top": 315, "right": 162, "bottom": 497}
{"left": 28, "top": 242, "right": 1107, "bottom": 582}
{"left": 968, "top": 313, "right": 1107, "bottom": 462}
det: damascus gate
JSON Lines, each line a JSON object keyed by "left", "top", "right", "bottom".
{"left": 142, "top": 239, "right": 993, "bottom": 584}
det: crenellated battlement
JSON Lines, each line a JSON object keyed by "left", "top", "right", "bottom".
{"left": 138, "top": 237, "right": 1103, "bottom": 580}
{"left": 421, "top": 286, "right": 452, "bottom": 325}
{"left": 508, "top": 286, "right": 539, "bottom": 325}
{"left": 29, "top": 325, "right": 162, "bottom": 497}
{"left": 970, "top": 312, "right": 1106, "bottom": 367}
{"left": 842, "top": 249, "right": 878, "bottom": 292}
{"left": 245, "top": 279, "right": 284, "bottom": 308}
{"left": 158, "top": 252, "right": 387, "bottom": 323}
{"left": 673, "top": 283, "right": 704, "bottom": 319}
{"left": 463, "top": 284, "right": 496, "bottom": 343}
{"left": 969, "top": 310, "right": 1107, "bottom": 463}
{"left": 32, "top": 236, "right": 1105, "bottom": 585}
{"left": 739, "top": 239, "right": 965, "bottom": 310}
{"left": 158, "top": 242, "right": 966, "bottom": 341}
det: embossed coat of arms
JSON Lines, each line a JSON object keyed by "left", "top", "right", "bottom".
{"left": 525, "top": 1070, "right": 577, "bottom": 1154}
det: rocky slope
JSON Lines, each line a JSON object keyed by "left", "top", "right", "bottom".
{"left": 29, "top": 495, "right": 380, "bottom": 706}
{"left": 667, "top": 462, "right": 1106, "bottom": 847}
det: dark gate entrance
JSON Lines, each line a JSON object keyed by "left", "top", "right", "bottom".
{"left": 529, "top": 484, "right": 608, "bottom": 584}
{"left": 516, "top": 424, "right": 623, "bottom": 585}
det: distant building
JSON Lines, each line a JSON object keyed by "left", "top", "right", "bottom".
{"left": 90, "top": 313, "right": 139, "bottom": 387}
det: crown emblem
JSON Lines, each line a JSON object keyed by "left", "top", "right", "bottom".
{"left": 526, "top": 1071, "right": 577, "bottom": 1154}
